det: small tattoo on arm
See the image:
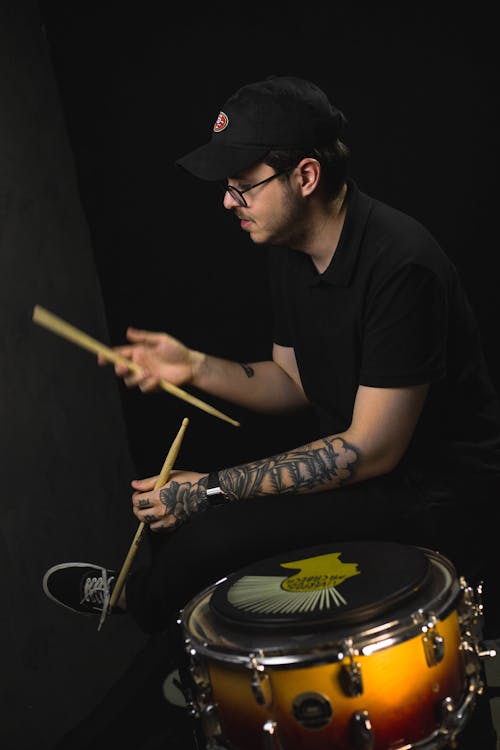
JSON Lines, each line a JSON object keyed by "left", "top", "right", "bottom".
{"left": 239, "top": 363, "right": 255, "bottom": 378}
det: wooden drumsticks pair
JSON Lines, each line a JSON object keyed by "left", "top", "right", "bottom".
{"left": 32, "top": 304, "right": 236, "bottom": 628}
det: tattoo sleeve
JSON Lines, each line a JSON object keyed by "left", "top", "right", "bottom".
{"left": 219, "top": 437, "right": 360, "bottom": 501}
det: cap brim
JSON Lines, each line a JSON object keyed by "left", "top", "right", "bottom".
{"left": 176, "top": 142, "right": 270, "bottom": 182}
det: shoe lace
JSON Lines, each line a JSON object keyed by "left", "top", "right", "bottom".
{"left": 81, "top": 570, "right": 115, "bottom": 630}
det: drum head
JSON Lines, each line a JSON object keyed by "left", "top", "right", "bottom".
{"left": 210, "top": 541, "right": 431, "bottom": 631}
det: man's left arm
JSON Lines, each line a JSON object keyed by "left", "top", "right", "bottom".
{"left": 218, "top": 383, "right": 429, "bottom": 498}
{"left": 132, "top": 383, "right": 429, "bottom": 530}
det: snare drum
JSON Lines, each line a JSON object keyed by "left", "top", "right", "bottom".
{"left": 178, "top": 541, "right": 486, "bottom": 750}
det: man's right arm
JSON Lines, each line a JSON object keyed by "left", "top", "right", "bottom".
{"left": 190, "top": 342, "right": 308, "bottom": 413}
{"left": 100, "top": 328, "right": 309, "bottom": 415}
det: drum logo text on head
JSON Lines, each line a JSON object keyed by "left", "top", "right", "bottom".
{"left": 227, "top": 551, "right": 360, "bottom": 615}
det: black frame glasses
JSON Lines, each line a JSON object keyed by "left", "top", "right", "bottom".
{"left": 220, "top": 167, "right": 293, "bottom": 207}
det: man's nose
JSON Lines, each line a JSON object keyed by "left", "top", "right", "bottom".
{"left": 222, "top": 189, "right": 241, "bottom": 209}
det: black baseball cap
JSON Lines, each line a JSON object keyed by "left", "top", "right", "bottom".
{"left": 176, "top": 75, "right": 346, "bottom": 181}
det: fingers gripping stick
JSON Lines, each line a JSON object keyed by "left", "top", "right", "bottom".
{"left": 32, "top": 305, "right": 240, "bottom": 427}
{"left": 106, "top": 417, "right": 190, "bottom": 624}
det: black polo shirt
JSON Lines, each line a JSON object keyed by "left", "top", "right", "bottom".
{"left": 268, "top": 180, "right": 500, "bottom": 486}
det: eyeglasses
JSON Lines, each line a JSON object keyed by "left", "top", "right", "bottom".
{"left": 220, "top": 167, "right": 293, "bottom": 207}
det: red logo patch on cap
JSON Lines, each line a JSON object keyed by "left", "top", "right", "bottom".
{"left": 213, "top": 111, "right": 229, "bottom": 133}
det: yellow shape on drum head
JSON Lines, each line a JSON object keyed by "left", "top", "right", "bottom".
{"left": 281, "top": 552, "right": 360, "bottom": 592}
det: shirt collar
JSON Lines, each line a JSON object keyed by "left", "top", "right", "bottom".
{"left": 289, "top": 180, "right": 373, "bottom": 287}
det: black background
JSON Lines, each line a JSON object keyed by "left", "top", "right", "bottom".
{"left": 38, "top": 0, "right": 500, "bottom": 475}
{"left": 2, "top": 2, "right": 499, "bottom": 747}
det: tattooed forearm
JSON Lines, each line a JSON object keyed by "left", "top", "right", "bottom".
{"left": 239, "top": 363, "right": 255, "bottom": 378}
{"left": 159, "top": 477, "right": 209, "bottom": 527}
{"left": 156, "top": 439, "right": 359, "bottom": 523}
{"left": 219, "top": 437, "right": 360, "bottom": 501}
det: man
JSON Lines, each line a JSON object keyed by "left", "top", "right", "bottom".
{"left": 44, "top": 76, "right": 500, "bottom": 748}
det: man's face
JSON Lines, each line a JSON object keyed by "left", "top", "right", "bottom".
{"left": 222, "top": 163, "right": 305, "bottom": 247}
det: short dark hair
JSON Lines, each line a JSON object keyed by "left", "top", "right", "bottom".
{"left": 264, "top": 139, "right": 350, "bottom": 201}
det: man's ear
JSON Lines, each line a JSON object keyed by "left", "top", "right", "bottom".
{"left": 295, "top": 157, "right": 321, "bottom": 197}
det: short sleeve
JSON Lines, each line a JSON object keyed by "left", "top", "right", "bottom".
{"left": 360, "top": 263, "right": 447, "bottom": 387}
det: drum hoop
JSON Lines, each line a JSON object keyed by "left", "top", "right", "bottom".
{"left": 180, "top": 550, "right": 462, "bottom": 668}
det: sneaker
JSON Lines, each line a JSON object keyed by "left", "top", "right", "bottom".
{"left": 42, "top": 562, "right": 120, "bottom": 617}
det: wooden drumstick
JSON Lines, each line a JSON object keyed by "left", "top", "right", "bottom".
{"left": 108, "top": 416, "right": 190, "bottom": 613}
{"left": 32, "top": 305, "right": 240, "bottom": 427}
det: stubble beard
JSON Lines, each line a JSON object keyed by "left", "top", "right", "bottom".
{"left": 258, "top": 190, "right": 308, "bottom": 248}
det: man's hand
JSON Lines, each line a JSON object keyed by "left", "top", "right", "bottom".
{"left": 98, "top": 328, "right": 204, "bottom": 392}
{"left": 131, "top": 470, "right": 209, "bottom": 531}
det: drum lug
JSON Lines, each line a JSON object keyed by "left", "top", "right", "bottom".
{"left": 350, "top": 710, "right": 374, "bottom": 750}
{"left": 200, "top": 703, "right": 223, "bottom": 740}
{"left": 457, "top": 578, "right": 494, "bottom": 663}
{"left": 262, "top": 719, "right": 284, "bottom": 749}
{"left": 458, "top": 578, "right": 489, "bottom": 656}
{"left": 458, "top": 577, "right": 485, "bottom": 628}
{"left": 184, "top": 637, "right": 211, "bottom": 691}
{"left": 438, "top": 665, "right": 485, "bottom": 741}
{"left": 182, "top": 637, "right": 222, "bottom": 739}
{"left": 440, "top": 695, "right": 456, "bottom": 721}
{"left": 339, "top": 639, "right": 364, "bottom": 696}
{"left": 189, "top": 662, "right": 211, "bottom": 692}
{"left": 249, "top": 654, "right": 273, "bottom": 707}
{"left": 421, "top": 615, "right": 445, "bottom": 666}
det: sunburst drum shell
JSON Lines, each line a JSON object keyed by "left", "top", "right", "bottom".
{"left": 179, "top": 546, "right": 469, "bottom": 750}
